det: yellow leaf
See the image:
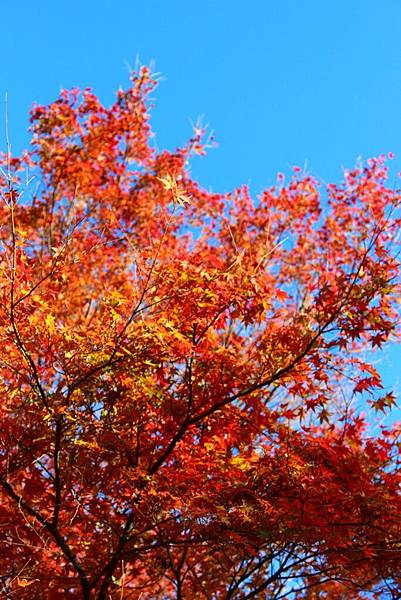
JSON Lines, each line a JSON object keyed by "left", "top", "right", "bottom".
{"left": 74, "top": 439, "right": 99, "bottom": 449}
{"left": 157, "top": 174, "right": 191, "bottom": 207}
{"left": 45, "top": 313, "right": 56, "bottom": 334}
{"left": 157, "top": 174, "right": 176, "bottom": 191}
{"left": 17, "top": 578, "right": 36, "bottom": 587}
{"left": 231, "top": 456, "right": 249, "bottom": 471}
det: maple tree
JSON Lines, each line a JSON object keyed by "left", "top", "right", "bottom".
{"left": 0, "top": 68, "right": 400, "bottom": 599}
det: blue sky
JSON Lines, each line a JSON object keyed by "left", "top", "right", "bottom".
{"left": 1, "top": 0, "right": 400, "bottom": 413}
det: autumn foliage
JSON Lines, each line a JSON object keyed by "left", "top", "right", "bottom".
{"left": 0, "top": 68, "right": 401, "bottom": 599}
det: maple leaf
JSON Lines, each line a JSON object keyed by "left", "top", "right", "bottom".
{"left": 157, "top": 173, "right": 191, "bottom": 207}
{"left": 16, "top": 578, "right": 37, "bottom": 587}
{"left": 371, "top": 333, "right": 387, "bottom": 348}
{"left": 371, "top": 392, "right": 397, "bottom": 412}
{"left": 354, "top": 376, "right": 383, "bottom": 394}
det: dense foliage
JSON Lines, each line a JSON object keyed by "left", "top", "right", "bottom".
{"left": 0, "top": 69, "right": 400, "bottom": 598}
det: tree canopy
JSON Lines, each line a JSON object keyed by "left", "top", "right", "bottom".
{"left": 0, "top": 68, "right": 400, "bottom": 599}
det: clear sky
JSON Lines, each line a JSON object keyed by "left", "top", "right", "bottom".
{"left": 1, "top": 0, "right": 400, "bottom": 416}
